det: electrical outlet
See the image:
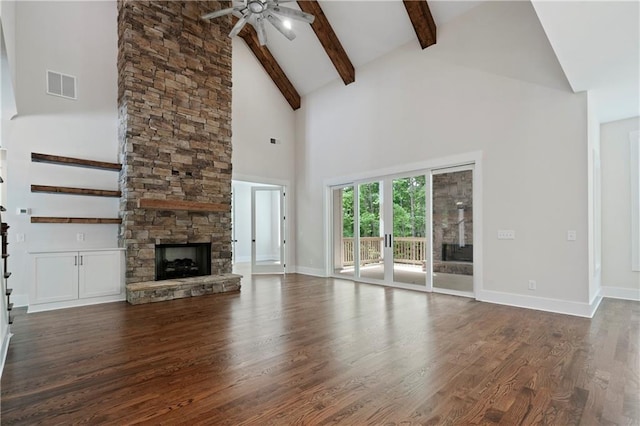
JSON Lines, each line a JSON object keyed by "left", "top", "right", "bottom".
{"left": 497, "top": 230, "right": 516, "bottom": 240}
{"left": 528, "top": 280, "right": 536, "bottom": 291}
{"left": 16, "top": 233, "right": 25, "bottom": 243}
{"left": 567, "top": 230, "right": 576, "bottom": 241}
{"left": 77, "top": 233, "right": 85, "bottom": 242}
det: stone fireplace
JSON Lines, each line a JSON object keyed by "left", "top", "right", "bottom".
{"left": 155, "top": 243, "right": 211, "bottom": 281}
{"left": 117, "top": 0, "right": 241, "bottom": 304}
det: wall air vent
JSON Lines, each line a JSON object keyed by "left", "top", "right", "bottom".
{"left": 46, "top": 70, "right": 77, "bottom": 100}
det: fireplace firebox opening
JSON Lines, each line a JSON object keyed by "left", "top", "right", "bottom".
{"left": 155, "top": 243, "right": 211, "bottom": 281}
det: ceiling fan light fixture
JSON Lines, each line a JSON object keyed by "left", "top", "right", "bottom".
{"left": 202, "top": 0, "right": 315, "bottom": 46}
{"left": 247, "top": 0, "right": 265, "bottom": 14}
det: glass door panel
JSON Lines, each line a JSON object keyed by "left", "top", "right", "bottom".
{"left": 332, "top": 186, "right": 354, "bottom": 277}
{"left": 392, "top": 175, "right": 427, "bottom": 285}
{"left": 432, "top": 169, "right": 473, "bottom": 293}
{"left": 251, "top": 187, "right": 284, "bottom": 274}
{"left": 358, "top": 181, "right": 384, "bottom": 281}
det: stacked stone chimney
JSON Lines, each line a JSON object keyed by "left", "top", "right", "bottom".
{"left": 117, "top": 0, "right": 233, "bottom": 284}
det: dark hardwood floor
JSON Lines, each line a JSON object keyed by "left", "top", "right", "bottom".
{"left": 1, "top": 273, "right": 638, "bottom": 425}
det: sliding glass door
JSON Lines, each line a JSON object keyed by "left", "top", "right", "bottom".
{"left": 358, "top": 181, "right": 385, "bottom": 281}
{"left": 331, "top": 163, "right": 475, "bottom": 296}
{"left": 431, "top": 167, "right": 474, "bottom": 295}
{"left": 392, "top": 175, "right": 428, "bottom": 286}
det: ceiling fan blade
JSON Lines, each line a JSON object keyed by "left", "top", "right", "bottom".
{"left": 256, "top": 17, "right": 268, "bottom": 46}
{"left": 229, "top": 15, "right": 250, "bottom": 38}
{"left": 201, "top": 7, "right": 236, "bottom": 20}
{"left": 266, "top": 13, "right": 296, "bottom": 41}
{"left": 269, "top": 5, "right": 315, "bottom": 24}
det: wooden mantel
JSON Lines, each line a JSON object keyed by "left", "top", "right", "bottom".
{"left": 137, "top": 199, "right": 228, "bottom": 213}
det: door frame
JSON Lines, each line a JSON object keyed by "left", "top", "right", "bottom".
{"left": 232, "top": 175, "right": 291, "bottom": 274}
{"left": 324, "top": 151, "right": 483, "bottom": 297}
{"left": 251, "top": 186, "right": 285, "bottom": 274}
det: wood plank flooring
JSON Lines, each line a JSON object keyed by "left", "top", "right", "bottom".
{"left": 1, "top": 273, "right": 638, "bottom": 425}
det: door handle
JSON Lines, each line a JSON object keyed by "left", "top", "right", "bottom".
{"left": 384, "top": 234, "right": 388, "bottom": 248}
{"left": 80, "top": 255, "right": 83, "bottom": 266}
{"left": 252, "top": 239, "right": 256, "bottom": 243}
{"left": 74, "top": 256, "right": 77, "bottom": 266}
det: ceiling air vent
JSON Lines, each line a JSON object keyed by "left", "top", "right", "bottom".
{"left": 46, "top": 70, "right": 77, "bottom": 100}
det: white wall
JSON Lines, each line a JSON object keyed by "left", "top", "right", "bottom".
{"left": 5, "top": 1, "right": 118, "bottom": 306}
{"left": 295, "top": 1, "right": 592, "bottom": 312}
{"left": 601, "top": 116, "right": 640, "bottom": 299}
{"left": 0, "top": 0, "right": 16, "bottom": 88}
{"left": 232, "top": 37, "right": 297, "bottom": 269}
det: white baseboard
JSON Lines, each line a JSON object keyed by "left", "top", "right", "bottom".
{"left": 0, "top": 326, "right": 12, "bottom": 378}
{"left": 292, "top": 266, "right": 327, "bottom": 277}
{"left": 477, "top": 289, "right": 602, "bottom": 318}
{"left": 27, "top": 294, "right": 126, "bottom": 313}
{"left": 234, "top": 256, "right": 251, "bottom": 263}
{"left": 601, "top": 285, "right": 640, "bottom": 301}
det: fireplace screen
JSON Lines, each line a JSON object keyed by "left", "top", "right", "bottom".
{"left": 155, "top": 243, "right": 211, "bottom": 281}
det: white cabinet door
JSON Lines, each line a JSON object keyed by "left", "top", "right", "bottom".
{"left": 78, "top": 251, "right": 122, "bottom": 298}
{"left": 33, "top": 252, "right": 79, "bottom": 304}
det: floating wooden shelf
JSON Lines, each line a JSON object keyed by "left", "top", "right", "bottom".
{"left": 7, "top": 302, "right": 12, "bottom": 311}
{"left": 31, "top": 153, "right": 122, "bottom": 171}
{"left": 31, "top": 185, "right": 121, "bottom": 198}
{"left": 5, "top": 288, "right": 12, "bottom": 296}
{"left": 138, "top": 199, "right": 228, "bottom": 213}
{"left": 31, "top": 217, "right": 122, "bottom": 224}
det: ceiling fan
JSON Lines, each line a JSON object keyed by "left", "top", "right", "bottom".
{"left": 201, "top": 0, "right": 315, "bottom": 46}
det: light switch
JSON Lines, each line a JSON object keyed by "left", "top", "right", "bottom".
{"left": 567, "top": 230, "right": 576, "bottom": 241}
{"left": 497, "top": 230, "right": 515, "bottom": 240}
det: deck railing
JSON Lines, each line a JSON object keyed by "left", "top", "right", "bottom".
{"left": 342, "top": 237, "right": 426, "bottom": 266}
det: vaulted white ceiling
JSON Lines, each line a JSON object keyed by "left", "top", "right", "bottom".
{"left": 240, "top": 0, "right": 639, "bottom": 123}
{"left": 532, "top": 0, "right": 640, "bottom": 123}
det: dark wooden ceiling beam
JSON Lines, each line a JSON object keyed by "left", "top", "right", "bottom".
{"left": 297, "top": 1, "right": 355, "bottom": 85}
{"left": 234, "top": 17, "right": 301, "bottom": 110}
{"left": 403, "top": 0, "right": 437, "bottom": 49}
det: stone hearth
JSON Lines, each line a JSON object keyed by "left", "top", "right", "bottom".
{"left": 117, "top": 1, "right": 238, "bottom": 303}
{"left": 126, "top": 274, "right": 241, "bottom": 305}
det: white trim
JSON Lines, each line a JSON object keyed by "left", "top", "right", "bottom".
{"left": 0, "top": 328, "right": 12, "bottom": 378}
{"left": 323, "top": 151, "right": 483, "bottom": 299}
{"left": 233, "top": 176, "right": 292, "bottom": 274}
{"left": 233, "top": 174, "right": 290, "bottom": 187}
{"left": 601, "top": 285, "right": 640, "bottom": 301}
{"left": 477, "top": 289, "right": 602, "bottom": 318}
{"left": 630, "top": 131, "right": 640, "bottom": 271}
{"left": 27, "top": 294, "right": 125, "bottom": 314}
{"left": 293, "top": 266, "right": 327, "bottom": 277}
{"left": 433, "top": 287, "right": 474, "bottom": 299}
{"left": 323, "top": 151, "right": 482, "bottom": 187}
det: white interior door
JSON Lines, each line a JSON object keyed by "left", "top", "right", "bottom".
{"left": 251, "top": 186, "right": 285, "bottom": 274}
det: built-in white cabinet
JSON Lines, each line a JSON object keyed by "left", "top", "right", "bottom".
{"left": 30, "top": 249, "right": 124, "bottom": 312}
